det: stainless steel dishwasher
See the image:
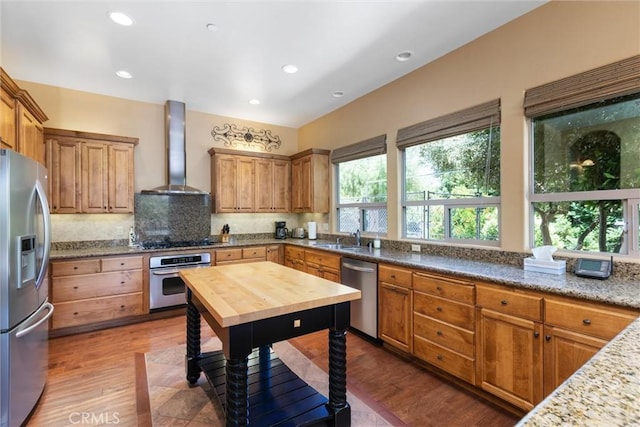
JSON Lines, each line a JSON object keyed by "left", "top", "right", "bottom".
{"left": 341, "top": 257, "right": 378, "bottom": 339}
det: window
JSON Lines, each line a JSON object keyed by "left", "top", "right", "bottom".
{"left": 332, "top": 135, "right": 387, "bottom": 234}
{"left": 397, "top": 100, "right": 501, "bottom": 245}
{"left": 526, "top": 55, "right": 640, "bottom": 256}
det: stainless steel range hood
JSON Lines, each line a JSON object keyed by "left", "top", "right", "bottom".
{"left": 142, "top": 100, "right": 208, "bottom": 195}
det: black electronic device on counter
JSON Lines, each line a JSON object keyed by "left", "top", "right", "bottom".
{"left": 574, "top": 256, "right": 612, "bottom": 279}
{"left": 274, "top": 221, "right": 288, "bottom": 239}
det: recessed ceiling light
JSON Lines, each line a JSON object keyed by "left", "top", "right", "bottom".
{"left": 249, "top": 99, "right": 260, "bottom": 105}
{"left": 206, "top": 23, "right": 218, "bottom": 32}
{"left": 282, "top": 64, "right": 298, "bottom": 74}
{"left": 396, "top": 51, "right": 413, "bottom": 62}
{"left": 332, "top": 91, "right": 344, "bottom": 98}
{"left": 108, "top": 11, "right": 134, "bottom": 26}
{"left": 115, "top": 70, "right": 133, "bottom": 79}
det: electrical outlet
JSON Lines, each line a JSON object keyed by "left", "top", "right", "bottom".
{"left": 411, "top": 244, "right": 421, "bottom": 252}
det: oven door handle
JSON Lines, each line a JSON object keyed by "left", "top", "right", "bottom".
{"left": 151, "top": 269, "right": 180, "bottom": 276}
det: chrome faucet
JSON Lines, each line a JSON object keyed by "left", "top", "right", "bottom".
{"left": 336, "top": 237, "right": 343, "bottom": 245}
{"left": 353, "top": 229, "right": 361, "bottom": 246}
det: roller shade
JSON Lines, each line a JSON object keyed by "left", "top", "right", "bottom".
{"left": 396, "top": 99, "right": 500, "bottom": 150}
{"left": 331, "top": 134, "right": 387, "bottom": 164}
{"left": 524, "top": 55, "right": 640, "bottom": 118}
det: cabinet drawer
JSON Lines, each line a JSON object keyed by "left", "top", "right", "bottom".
{"left": 379, "top": 264, "right": 412, "bottom": 288}
{"left": 305, "top": 250, "right": 340, "bottom": 270}
{"left": 413, "top": 313, "right": 475, "bottom": 357}
{"left": 413, "top": 272, "right": 474, "bottom": 304}
{"left": 52, "top": 293, "right": 143, "bottom": 329}
{"left": 476, "top": 284, "right": 542, "bottom": 321}
{"left": 545, "top": 298, "right": 637, "bottom": 340}
{"left": 285, "top": 246, "right": 305, "bottom": 260}
{"left": 215, "top": 248, "right": 243, "bottom": 263}
{"left": 242, "top": 246, "right": 266, "bottom": 259}
{"left": 414, "top": 336, "right": 475, "bottom": 384}
{"left": 414, "top": 292, "right": 474, "bottom": 330}
{"left": 102, "top": 256, "right": 143, "bottom": 272}
{"left": 51, "top": 259, "right": 101, "bottom": 276}
{"left": 52, "top": 270, "right": 143, "bottom": 302}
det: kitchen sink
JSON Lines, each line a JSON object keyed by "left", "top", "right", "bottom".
{"left": 312, "top": 243, "right": 365, "bottom": 251}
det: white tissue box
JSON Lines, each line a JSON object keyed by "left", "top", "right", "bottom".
{"left": 524, "top": 257, "right": 566, "bottom": 275}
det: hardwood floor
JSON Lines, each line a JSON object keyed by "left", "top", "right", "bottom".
{"left": 28, "top": 315, "right": 520, "bottom": 426}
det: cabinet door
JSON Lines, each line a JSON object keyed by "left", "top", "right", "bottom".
{"left": 477, "top": 308, "right": 543, "bottom": 411}
{"left": 81, "top": 142, "right": 109, "bottom": 212}
{"left": 379, "top": 282, "right": 412, "bottom": 353}
{"left": 47, "top": 138, "right": 81, "bottom": 213}
{"left": 236, "top": 157, "right": 255, "bottom": 212}
{"left": 214, "top": 155, "right": 237, "bottom": 212}
{"left": 0, "top": 88, "right": 16, "bottom": 149}
{"left": 543, "top": 325, "right": 606, "bottom": 396}
{"left": 266, "top": 245, "right": 283, "bottom": 264}
{"left": 18, "top": 104, "right": 45, "bottom": 165}
{"left": 254, "top": 158, "right": 274, "bottom": 212}
{"left": 108, "top": 143, "right": 134, "bottom": 213}
{"left": 291, "top": 156, "right": 312, "bottom": 212}
{"left": 321, "top": 267, "right": 340, "bottom": 283}
{"left": 272, "top": 159, "right": 291, "bottom": 212}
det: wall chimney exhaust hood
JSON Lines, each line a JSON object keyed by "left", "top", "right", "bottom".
{"left": 142, "top": 100, "right": 208, "bottom": 195}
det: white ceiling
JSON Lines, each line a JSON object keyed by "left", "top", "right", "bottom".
{"left": 1, "top": 1, "right": 546, "bottom": 128}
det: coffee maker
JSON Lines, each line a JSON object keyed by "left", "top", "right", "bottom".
{"left": 275, "top": 221, "right": 288, "bottom": 239}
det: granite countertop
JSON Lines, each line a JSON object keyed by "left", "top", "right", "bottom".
{"left": 50, "top": 237, "right": 640, "bottom": 425}
{"left": 517, "top": 316, "right": 640, "bottom": 426}
{"left": 50, "top": 237, "right": 640, "bottom": 309}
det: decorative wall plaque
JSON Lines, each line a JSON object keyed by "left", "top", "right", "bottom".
{"left": 211, "top": 123, "right": 281, "bottom": 151}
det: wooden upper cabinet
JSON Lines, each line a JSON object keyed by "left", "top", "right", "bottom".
{"left": 255, "top": 158, "right": 291, "bottom": 213}
{"left": 290, "top": 149, "right": 329, "bottom": 213}
{"left": 209, "top": 147, "right": 290, "bottom": 213}
{"left": 45, "top": 128, "right": 138, "bottom": 214}
{"left": 0, "top": 87, "right": 17, "bottom": 149}
{"left": 1, "top": 68, "right": 48, "bottom": 164}
{"left": 47, "top": 137, "right": 81, "bottom": 213}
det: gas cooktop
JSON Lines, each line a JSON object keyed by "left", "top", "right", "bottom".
{"left": 141, "top": 238, "right": 214, "bottom": 250}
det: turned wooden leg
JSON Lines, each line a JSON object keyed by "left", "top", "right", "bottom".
{"left": 328, "top": 327, "right": 350, "bottom": 426}
{"left": 225, "top": 356, "right": 249, "bottom": 426}
{"left": 185, "top": 289, "right": 202, "bottom": 385}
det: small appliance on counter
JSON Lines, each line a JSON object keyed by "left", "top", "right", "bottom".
{"left": 308, "top": 222, "right": 317, "bottom": 240}
{"left": 291, "top": 227, "right": 305, "bottom": 239}
{"left": 275, "top": 221, "right": 288, "bottom": 239}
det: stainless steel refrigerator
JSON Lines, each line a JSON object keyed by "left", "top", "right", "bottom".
{"left": 0, "top": 149, "right": 53, "bottom": 427}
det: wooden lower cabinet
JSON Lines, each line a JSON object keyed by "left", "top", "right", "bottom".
{"left": 378, "top": 264, "right": 413, "bottom": 353}
{"left": 266, "top": 244, "right": 283, "bottom": 264}
{"left": 305, "top": 249, "right": 340, "bottom": 282}
{"left": 413, "top": 271, "right": 475, "bottom": 384}
{"left": 542, "top": 295, "right": 637, "bottom": 395}
{"left": 476, "top": 307, "right": 544, "bottom": 411}
{"left": 50, "top": 255, "right": 144, "bottom": 330}
{"left": 215, "top": 246, "right": 267, "bottom": 265}
{"left": 284, "top": 245, "right": 305, "bottom": 271}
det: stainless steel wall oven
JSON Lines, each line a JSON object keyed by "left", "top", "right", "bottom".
{"left": 149, "top": 252, "right": 211, "bottom": 310}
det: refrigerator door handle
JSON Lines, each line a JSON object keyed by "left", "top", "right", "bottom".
{"left": 16, "top": 302, "right": 54, "bottom": 339}
{"left": 35, "top": 178, "right": 51, "bottom": 288}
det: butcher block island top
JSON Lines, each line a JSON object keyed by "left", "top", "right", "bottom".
{"left": 179, "top": 261, "right": 361, "bottom": 327}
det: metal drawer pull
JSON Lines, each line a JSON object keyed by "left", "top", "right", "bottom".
{"left": 436, "top": 286, "right": 442, "bottom": 291}
{"left": 501, "top": 300, "right": 508, "bottom": 305}
{"left": 534, "top": 332, "right": 540, "bottom": 338}
{"left": 436, "top": 330, "right": 443, "bottom": 336}
{"left": 583, "top": 319, "right": 592, "bottom": 325}
{"left": 437, "top": 355, "right": 443, "bottom": 361}
{"left": 436, "top": 306, "right": 443, "bottom": 312}
{"left": 545, "top": 335, "right": 552, "bottom": 341}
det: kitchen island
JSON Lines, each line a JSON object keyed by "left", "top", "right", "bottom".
{"left": 180, "top": 261, "right": 361, "bottom": 426}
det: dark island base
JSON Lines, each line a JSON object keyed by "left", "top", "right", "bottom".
{"left": 198, "top": 346, "right": 349, "bottom": 426}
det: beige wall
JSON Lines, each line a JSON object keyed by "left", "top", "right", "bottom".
{"left": 16, "top": 82, "right": 299, "bottom": 241}
{"left": 298, "top": 0, "right": 640, "bottom": 252}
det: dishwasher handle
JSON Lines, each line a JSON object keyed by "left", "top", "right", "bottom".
{"left": 342, "top": 262, "right": 376, "bottom": 273}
